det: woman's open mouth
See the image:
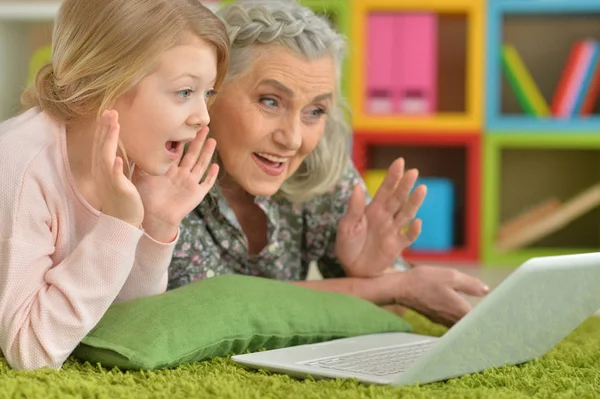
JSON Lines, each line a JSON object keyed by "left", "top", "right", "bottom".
{"left": 252, "top": 152, "right": 287, "bottom": 176}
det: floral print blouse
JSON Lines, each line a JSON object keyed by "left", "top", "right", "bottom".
{"left": 168, "top": 159, "right": 409, "bottom": 290}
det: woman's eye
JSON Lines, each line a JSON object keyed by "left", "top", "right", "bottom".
{"left": 177, "top": 89, "right": 194, "bottom": 99}
{"left": 260, "top": 97, "right": 279, "bottom": 108}
{"left": 311, "top": 108, "right": 326, "bottom": 117}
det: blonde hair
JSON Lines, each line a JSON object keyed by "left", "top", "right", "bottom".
{"left": 22, "top": 0, "right": 230, "bottom": 125}
{"left": 216, "top": 0, "right": 351, "bottom": 204}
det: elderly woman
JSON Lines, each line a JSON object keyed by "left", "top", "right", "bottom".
{"left": 169, "top": 0, "right": 489, "bottom": 327}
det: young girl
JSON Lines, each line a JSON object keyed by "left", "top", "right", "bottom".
{"left": 0, "top": 0, "right": 229, "bottom": 370}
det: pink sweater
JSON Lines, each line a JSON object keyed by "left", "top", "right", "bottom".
{"left": 0, "top": 108, "right": 177, "bottom": 370}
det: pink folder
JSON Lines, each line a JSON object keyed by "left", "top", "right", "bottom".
{"left": 394, "top": 13, "right": 438, "bottom": 114}
{"left": 366, "top": 13, "right": 395, "bottom": 114}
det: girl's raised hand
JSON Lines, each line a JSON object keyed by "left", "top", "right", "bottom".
{"left": 91, "top": 110, "right": 144, "bottom": 228}
{"left": 132, "top": 126, "right": 218, "bottom": 243}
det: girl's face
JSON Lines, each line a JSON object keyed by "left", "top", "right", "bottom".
{"left": 113, "top": 36, "right": 218, "bottom": 176}
{"left": 208, "top": 46, "right": 335, "bottom": 197}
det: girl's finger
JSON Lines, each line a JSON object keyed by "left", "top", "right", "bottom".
{"left": 198, "top": 163, "right": 219, "bottom": 193}
{"left": 92, "top": 111, "right": 109, "bottom": 176}
{"left": 191, "top": 137, "right": 217, "bottom": 180}
{"left": 112, "top": 156, "right": 132, "bottom": 193}
{"left": 179, "top": 127, "right": 210, "bottom": 170}
{"left": 101, "top": 112, "right": 120, "bottom": 174}
{"left": 113, "top": 155, "right": 124, "bottom": 181}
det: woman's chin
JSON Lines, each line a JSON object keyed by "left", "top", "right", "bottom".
{"left": 243, "top": 181, "right": 282, "bottom": 198}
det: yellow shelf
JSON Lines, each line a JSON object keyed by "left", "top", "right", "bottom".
{"left": 353, "top": 113, "right": 481, "bottom": 132}
{"left": 350, "top": 0, "right": 485, "bottom": 132}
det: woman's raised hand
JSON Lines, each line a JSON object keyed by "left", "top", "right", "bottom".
{"left": 335, "top": 158, "right": 426, "bottom": 277}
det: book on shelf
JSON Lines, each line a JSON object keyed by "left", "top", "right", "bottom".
{"left": 502, "top": 41, "right": 600, "bottom": 119}
{"left": 551, "top": 40, "right": 600, "bottom": 118}
{"left": 495, "top": 184, "right": 600, "bottom": 253}
{"left": 501, "top": 44, "right": 550, "bottom": 117}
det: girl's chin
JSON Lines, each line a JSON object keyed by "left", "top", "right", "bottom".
{"left": 129, "top": 160, "right": 172, "bottom": 177}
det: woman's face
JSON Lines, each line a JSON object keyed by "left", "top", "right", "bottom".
{"left": 209, "top": 45, "right": 335, "bottom": 197}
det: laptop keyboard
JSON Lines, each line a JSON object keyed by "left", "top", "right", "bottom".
{"left": 302, "top": 340, "right": 436, "bottom": 376}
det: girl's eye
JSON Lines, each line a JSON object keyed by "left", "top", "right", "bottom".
{"left": 260, "top": 97, "right": 279, "bottom": 108}
{"left": 204, "top": 89, "right": 217, "bottom": 102}
{"left": 177, "top": 89, "right": 194, "bottom": 99}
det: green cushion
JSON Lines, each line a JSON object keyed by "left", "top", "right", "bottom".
{"left": 72, "top": 274, "right": 412, "bottom": 370}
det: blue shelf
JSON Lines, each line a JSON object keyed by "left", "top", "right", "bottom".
{"left": 489, "top": 0, "right": 600, "bottom": 14}
{"left": 488, "top": 117, "right": 600, "bottom": 133}
{"left": 486, "top": 0, "right": 600, "bottom": 133}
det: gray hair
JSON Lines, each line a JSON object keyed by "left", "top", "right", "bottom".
{"left": 216, "top": 0, "right": 351, "bottom": 204}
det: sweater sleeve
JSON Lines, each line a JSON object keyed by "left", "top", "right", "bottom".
{"left": 0, "top": 182, "right": 144, "bottom": 370}
{"left": 114, "top": 229, "right": 179, "bottom": 303}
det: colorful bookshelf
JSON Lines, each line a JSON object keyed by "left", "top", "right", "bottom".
{"left": 6, "top": 0, "right": 600, "bottom": 268}
{"left": 353, "top": 132, "right": 481, "bottom": 264}
{"left": 350, "top": 0, "right": 484, "bottom": 132}
{"left": 486, "top": 0, "right": 600, "bottom": 133}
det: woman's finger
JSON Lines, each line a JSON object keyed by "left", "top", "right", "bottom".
{"left": 397, "top": 218, "right": 422, "bottom": 247}
{"left": 370, "top": 157, "right": 404, "bottom": 212}
{"left": 383, "top": 168, "right": 419, "bottom": 216}
{"left": 443, "top": 290, "right": 473, "bottom": 323}
{"left": 338, "top": 184, "right": 366, "bottom": 232}
{"left": 394, "top": 183, "right": 426, "bottom": 228}
{"left": 179, "top": 127, "right": 209, "bottom": 171}
{"left": 452, "top": 272, "right": 490, "bottom": 297}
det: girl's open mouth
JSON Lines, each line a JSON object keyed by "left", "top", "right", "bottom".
{"left": 165, "top": 141, "right": 184, "bottom": 158}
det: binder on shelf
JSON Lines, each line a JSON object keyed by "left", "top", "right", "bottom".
{"left": 501, "top": 44, "right": 550, "bottom": 117}
{"left": 394, "top": 13, "right": 438, "bottom": 115}
{"left": 366, "top": 13, "right": 395, "bottom": 114}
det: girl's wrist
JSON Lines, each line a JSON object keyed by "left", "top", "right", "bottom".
{"left": 141, "top": 217, "right": 179, "bottom": 243}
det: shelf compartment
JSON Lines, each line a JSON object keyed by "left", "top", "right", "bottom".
{"left": 353, "top": 131, "right": 481, "bottom": 264}
{"left": 486, "top": 0, "right": 600, "bottom": 133}
{"left": 482, "top": 133, "right": 600, "bottom": 266}
{"left": 350, "top": 0, "right": 484, "bottom": 132}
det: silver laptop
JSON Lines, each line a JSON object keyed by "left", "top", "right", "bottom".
{"left": 232, "top": 252, "right": 600, "bottom": 386}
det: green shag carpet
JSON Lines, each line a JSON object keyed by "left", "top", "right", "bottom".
{"left": 2, "top": 311, "right": 600, "bottom": 399}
